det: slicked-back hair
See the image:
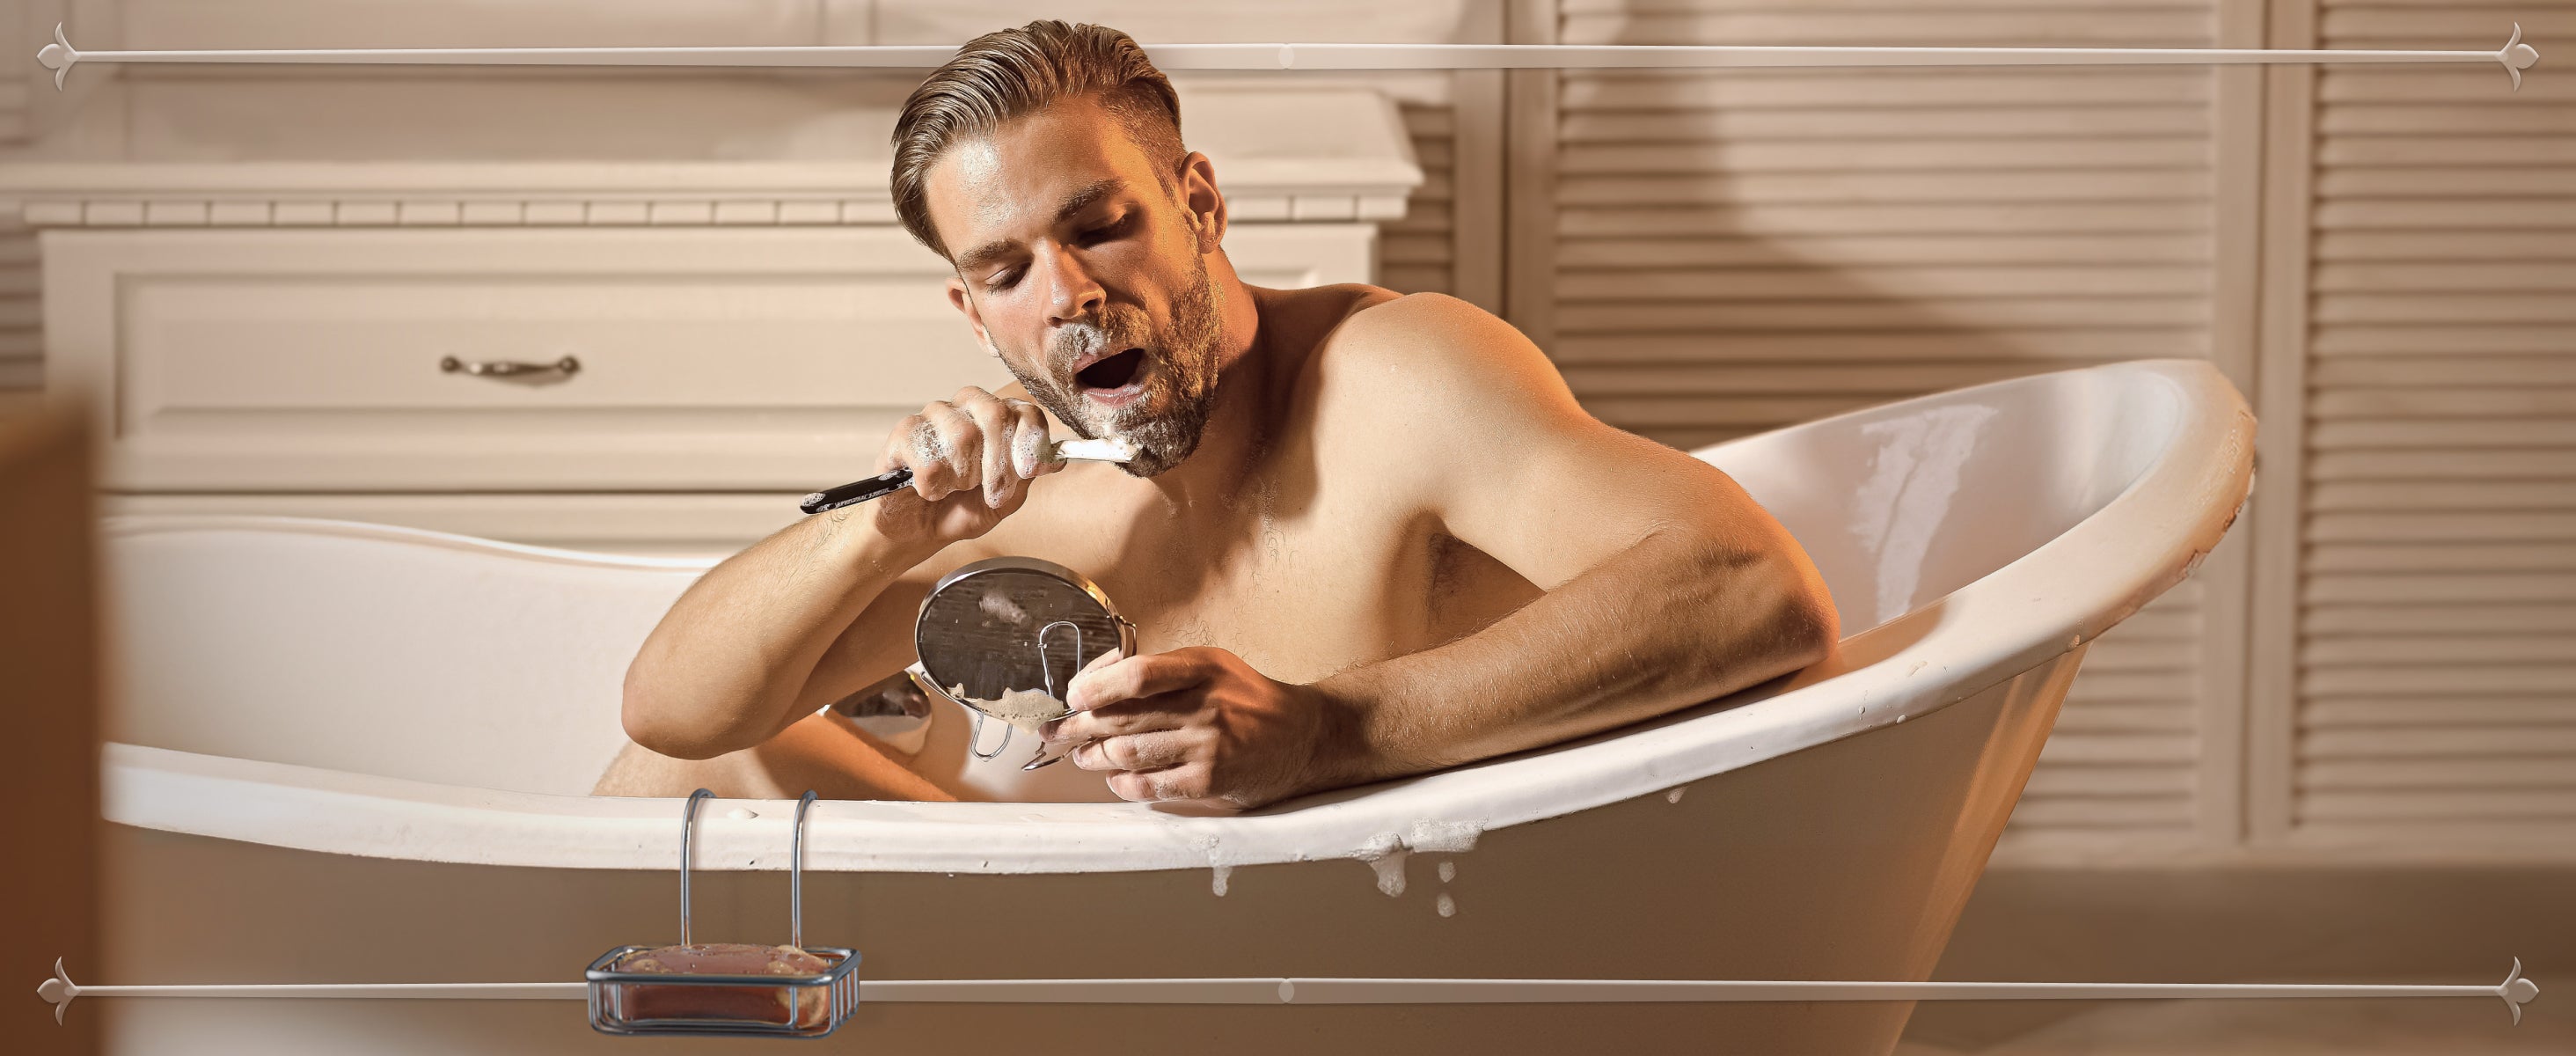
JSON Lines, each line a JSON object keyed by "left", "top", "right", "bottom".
{"left": 890, "top": 20, "right": 1185, "bottom": 260}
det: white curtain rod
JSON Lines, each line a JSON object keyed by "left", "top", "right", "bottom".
{"left": 35, "top": 24, "right": 2541, "bottom": 92}
{"left": 38, "top": 957, "right": 2542, "bottom": 1025}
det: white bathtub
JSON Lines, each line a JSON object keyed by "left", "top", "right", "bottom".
{"left": 91, "top": 359, "right": 2251, "bottom": 1055}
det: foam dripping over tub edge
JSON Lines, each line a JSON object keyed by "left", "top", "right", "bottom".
{"left": 1352, "top": 821, "right": 1482, "bottom": 898}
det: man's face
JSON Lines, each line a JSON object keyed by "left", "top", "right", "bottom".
{"left": 924, "top": 95, "right": 1226, "bottom": 478}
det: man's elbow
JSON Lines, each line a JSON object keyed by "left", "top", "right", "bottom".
{"left": 1771, "top": 568, "right": 1840, "bottom": 671}
{"left": 1688, "top": 532, "right": 1837, "bottom": 675}
{"left": 620, "top": 671, "right": 743, "bottom": 761}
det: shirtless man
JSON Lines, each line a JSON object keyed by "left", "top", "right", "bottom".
{"left": 595, "top": 20, "right": 1837, "bottom": 810}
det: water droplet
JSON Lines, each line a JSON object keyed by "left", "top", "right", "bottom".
{"left": 1438, "top": 862, "right": 1456, "bottom": 884}
{"left": 1436, "top": 893, "right": 1457, "bottom": 918}
{"left": 1665, "top": 786, "right": 1688, "bottom": 804}
{"left": 1211, "top": 865, "right": 1233, "bottom": 897}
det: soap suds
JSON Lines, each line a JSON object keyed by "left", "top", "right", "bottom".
{"left": 1436, "top": 892, "right": 1456, "bottom": 918}
{"left": 1210, "top": 865, "right": 1233, "bottom": 897}
{"left": 1369, "top": 852, "right": 1409, "bottom": 898}
{"left": 1665, "top": 786, "right": 1688, "bottom": 804}
{"left": 1355, "top": 834, "right": 1409, "bottom": 898}
{"left": 1401, "top": 821, "right": 1482, "bottom": 854}
{"left": 951, "top": 684, "right": 1072, "bottom": 734}
{"left": 1437, "top": 861, "right": 1456, "bottom": 884}
{"left": 1350, "top": 824, "right": 1482, "bottom": 898}
{"left": 977, "top": 590, "right": 1030, "bottom": 626}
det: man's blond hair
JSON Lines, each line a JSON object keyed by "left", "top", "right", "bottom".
{"left": 889, "top": 20, "right": 1185, "bottom": 260}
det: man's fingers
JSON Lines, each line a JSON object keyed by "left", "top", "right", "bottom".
{"left": 1067, "top": 651, "right": 1216, "bottom": 713}
{"left": 1071, "top": 731, "right": 1194, "bottom": 772}
{"left": 886, "top": 389, "right": 1060, "bottom": 505}
{"left": 886, "top": 407, "right": 969, "bottom": 500}
{"left": 953, "top": 388, "right": 1019, "bottom": 508}
{"left": 928, "top": 402, "right": 981, "bottom": 499}
{"left": 1043, "top": 693, "right": 1189, "bottom": 744}
{"left": 1036, "top": 650, "right": 1124, "bottom": 741}
{"left": 1008, "top": 400, "right": 1055, "bottom": 479}
{"left": 1109, "top": 766, "right": 1207, "bottom": 803}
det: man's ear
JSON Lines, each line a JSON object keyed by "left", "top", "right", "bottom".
{"left": 1175, "top": 151, "right": 1226, "bottom": 255}
{"left": 945, "top": 276, "right": 1000, "bottom": 357}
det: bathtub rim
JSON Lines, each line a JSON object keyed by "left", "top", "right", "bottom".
{"left": 98, "top": 358, "right": 2253, "bottom": 875}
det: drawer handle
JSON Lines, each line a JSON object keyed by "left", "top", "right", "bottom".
{"left": 440, "top": 355, "right": 581, "bottom": 379}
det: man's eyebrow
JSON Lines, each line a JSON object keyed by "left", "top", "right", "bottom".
{"left": 950, "top": 179, "right": 1130, "bottom": 275}
{"left": 1052, "top": 179, "right": 1126, "bottom": 223}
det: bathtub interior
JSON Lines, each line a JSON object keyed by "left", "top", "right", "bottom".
{"left": 100, "top": 363, "right": 2186, "bottom": 800}
{"left": 1711, "top": 362, "right": 2182, "bottom": 632}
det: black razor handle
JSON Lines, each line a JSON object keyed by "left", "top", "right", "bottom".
{"left": 799, "top": 468, "right": 912, "bottom": 515}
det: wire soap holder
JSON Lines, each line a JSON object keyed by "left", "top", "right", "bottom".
{"left": 585, "top": 788, "right": 861, "bottom": 1038}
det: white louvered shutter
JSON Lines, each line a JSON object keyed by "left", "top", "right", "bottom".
{"left": 2293, "top": 1, "right": 2576, "bottom": 850}
{"left": 0, "top": 210, "right": 32, "bottom": 391}
{"left": 1540, "top": 0, "right": 2231, "bottom": 857}
{"left": 1382, "top": 102, "right": 1462, "bottom": 297}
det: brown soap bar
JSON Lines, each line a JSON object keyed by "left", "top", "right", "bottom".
{"left": 611, "top": 942, "right": 831, "bottom": 1027}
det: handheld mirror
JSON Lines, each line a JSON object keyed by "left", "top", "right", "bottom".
{"left": 907, "top": 556, "right": 1134, "bottom": 771}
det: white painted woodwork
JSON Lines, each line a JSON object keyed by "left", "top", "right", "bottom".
{"left": 6, "top": 84, "right": 1423, "bottom": 228}
{"left": 102, "top": 492, "right": 809, "bottom": 559}
{"left": 41, "top": 222, "right": 1376, "bottom": 491}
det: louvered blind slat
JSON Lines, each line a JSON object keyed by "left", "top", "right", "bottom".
{"left": 1548, "top": 1, "right": 2222, "bottom": 856}
{"left": 0, "top": 211, "right": 34, "bottom": 392}
{"left": 1379, "top": 102, "right": 1458, "bottom": 297}
{"left": 2295, "top": 0, "right": 2576, "bottom": 839}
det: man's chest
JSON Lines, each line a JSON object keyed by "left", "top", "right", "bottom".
{"left": 1020, "top": 498, "right": 1438, "bottom": 685}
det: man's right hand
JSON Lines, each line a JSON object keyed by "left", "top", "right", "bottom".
{"left": 866, "top": 385, "right": 1065, "bottom": 553}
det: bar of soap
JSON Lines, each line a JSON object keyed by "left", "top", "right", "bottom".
{"left": 611, "top": 942, "right": 830, "bottom": 1027}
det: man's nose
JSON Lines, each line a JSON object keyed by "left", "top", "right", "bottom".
{"left": 1037, "top": 245, "right": 1106, "bottom": 325}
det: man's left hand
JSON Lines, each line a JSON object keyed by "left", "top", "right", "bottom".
{"left": 1043, "top": 646, "right": 1353, "bottom": 809}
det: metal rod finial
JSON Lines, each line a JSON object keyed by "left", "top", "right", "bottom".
{"left": 36, "top": 24, "right": 77, "bottom": 91}
{"left": 2501, "top": 24, "right": 2540, "bottom": 91}
{"left": 2499, "top": 957, "right": 2539, "bottom": 1025}
{"left": 39, "top": 957, "right": 77, "bottom": 1024}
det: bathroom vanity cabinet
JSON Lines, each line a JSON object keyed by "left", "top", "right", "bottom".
{"left": 21, "top": 88, "right": 1419, "bottom": 556}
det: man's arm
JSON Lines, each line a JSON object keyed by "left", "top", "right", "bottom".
{"left": 619, "top": 509, "right": 931, "bottom": 759}
{"left": 621, "top": 387, "right": 1060, "bottom": 759}
{"left": 1050, "top": 294, "right": 1836, "bottom": 805}
{"left": 1314, "top": 294, "right": 1839, "bottom": 778}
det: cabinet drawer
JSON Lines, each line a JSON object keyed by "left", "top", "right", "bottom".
{"left": 46, "top": 224, "right": 1370, "bottom": 490}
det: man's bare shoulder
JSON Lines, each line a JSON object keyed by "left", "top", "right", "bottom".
{"left": 1314, "top": 291, "right": 1578, "bottom": 420}
{"left": 1286, "top": 291, "right": 1597, "bottom": 518}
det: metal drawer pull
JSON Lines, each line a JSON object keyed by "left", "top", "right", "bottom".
{"left": 439, "top": 355, "right": 581, "bottom": 379}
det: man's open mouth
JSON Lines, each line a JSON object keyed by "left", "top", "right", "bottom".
{"left": 1073, "top": 347, "right": 1147, "bottom": 399}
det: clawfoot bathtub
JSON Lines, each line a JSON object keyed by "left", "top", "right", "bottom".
{"left": 89, "top": 359, "right": 2250, "bottom": 1054}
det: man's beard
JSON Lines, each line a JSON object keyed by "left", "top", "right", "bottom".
{"left": 1004, "top": 258, "right": 1225, "bottom": 479}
